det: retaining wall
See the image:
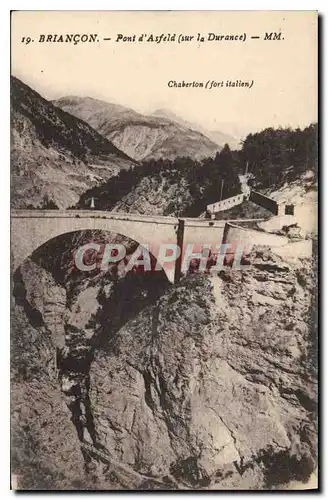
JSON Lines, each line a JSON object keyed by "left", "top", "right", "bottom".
{"left": 222, "top": 221, "right": 289, "bottom": 255}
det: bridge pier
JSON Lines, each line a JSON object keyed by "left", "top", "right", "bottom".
{"left": 173, "top": 219, "right": 185, "bottom": 284}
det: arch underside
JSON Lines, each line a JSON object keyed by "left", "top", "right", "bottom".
{"left": 11, "top": 219, "right": 175, "bottom": 283}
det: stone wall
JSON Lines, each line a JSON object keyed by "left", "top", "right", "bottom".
{"left": 222, "top": 222, "right": 289, "bottom": 255}
{"left": 207, "top": 194, "right": 245, "bottom": 214}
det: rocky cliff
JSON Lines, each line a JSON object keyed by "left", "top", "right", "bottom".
{"left": 11, "top": 263, "right": 86, "bottom": 489}
{"left": 11, "top": 237, "right": 317, "bottom": 490}
{"left": 11, "top": 77, "right": 136, "bottom": 209}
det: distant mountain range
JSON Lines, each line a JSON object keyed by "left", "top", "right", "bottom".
{"left": 151, "top": 108, "right": 241, "bottom": 150}
{"left": 11, "top": 76, "right": 242, "bottom": 209}
{"left": 53, "top": 97, "right": 228, "bottom": 161}
{"left": 11, "top": 77, "right": 136, "bottom": 209}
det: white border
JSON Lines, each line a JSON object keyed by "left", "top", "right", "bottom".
{"left": 3, "top": 1, "right": 328, "bottom": 10}
{"left": 1, "top": 1, "right": 325, "bottom": 498}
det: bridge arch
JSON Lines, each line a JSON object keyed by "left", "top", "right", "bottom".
{"left": 11, "top": 211, "right": 179, "bottom": 282}
{"left": 23, "top": 230, "right": 171, "bottom": 282}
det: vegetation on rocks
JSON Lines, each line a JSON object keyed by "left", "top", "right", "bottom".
{"left": 75, "top": 124, "right": 317, "bottom": 217}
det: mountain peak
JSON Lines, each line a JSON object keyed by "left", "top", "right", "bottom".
{"left": 152, "top": 107, "right": 240, "bottom": 150}
{"left": 54, "top": 97, "right": 221, "bottom": 161}
{"left": 151, "top": 108, "right": 181, "bottom": 120}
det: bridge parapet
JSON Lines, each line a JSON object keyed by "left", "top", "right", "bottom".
{"left": 10, "top": 210, "right": 179, "bottom": 226}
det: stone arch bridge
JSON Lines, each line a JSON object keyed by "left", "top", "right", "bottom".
{"left": 10, "top": 210, "right": 264, "bottom": 283}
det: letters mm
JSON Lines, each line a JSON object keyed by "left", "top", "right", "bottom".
{"left": 264, "top": 32, "right": 282, "bottom": 41}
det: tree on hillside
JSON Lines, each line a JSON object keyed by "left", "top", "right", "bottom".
{"left": 213, "top": 144, "right": 241, "bottom": 199}
{"left": 241, "top": 124, "right": 317, "bottom": 188}
{"left": 40, "top": 195, "right": 59, "bottom": 209}
{"left": 73, "top": 123, "right": 317, "bottom": 216}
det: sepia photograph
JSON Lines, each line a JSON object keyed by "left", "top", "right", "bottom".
{"left": 10, "top": 10, "right": 318, "bottom": 491}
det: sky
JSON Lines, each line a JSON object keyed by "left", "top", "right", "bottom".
{"left": 11, "top": 11, "right": 318, "bottom": 138}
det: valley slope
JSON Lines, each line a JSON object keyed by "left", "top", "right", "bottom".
{"left": 11, "top": 77, "right": 136, "bottom": 209}
{"left": 53, "top": 96, "right": 221, "bottom": 162}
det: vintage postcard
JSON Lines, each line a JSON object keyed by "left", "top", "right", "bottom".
{"left": 10, "top": 11, "right": 318, "bottom": 490}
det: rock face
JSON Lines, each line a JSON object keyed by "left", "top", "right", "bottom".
{"left": 111, "top": 175, "right": 194, "bottom": 216}
{"left": 11, "top": 239, "right": 317, "bottom": 490}
{"left": 53, "top": 96, "right": 220, "bottom": 162}
{"left": 11, "top": 265, "right": 86, "bottom": 490}
{"left": 11, "top": 77, "right": 135, "bottom": 209}
{"left": 87, "top": 249, "right": 317, "bottom": 489}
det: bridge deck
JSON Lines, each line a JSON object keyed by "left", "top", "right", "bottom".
{"left": 10, "top": 209, "right": 266, "bottom": 227}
